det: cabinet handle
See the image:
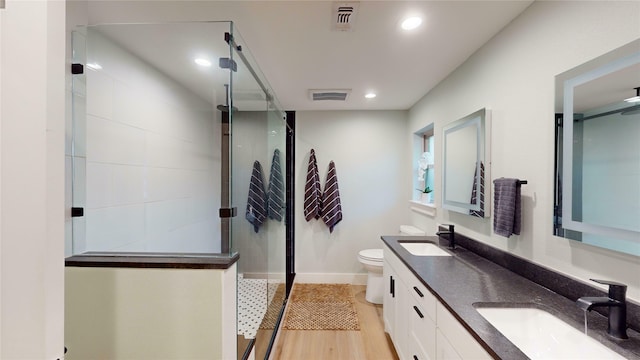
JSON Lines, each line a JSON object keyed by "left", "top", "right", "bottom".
{"left": 413, "top": 356, "right": 419, "bottom": 360}
{"left": 413, "top": 305, "right": 424, "bottom": 319}
{"left": 390, "top": 277, "right": 395, "bottom": 298}
{"left": 413, "top": 286, "right": 424, "bottom": 297}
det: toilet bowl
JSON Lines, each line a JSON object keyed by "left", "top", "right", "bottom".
{"left": 358, "top": 225, "right": 425, "bottom": 304}
{"left": 358, "top": 249, "right": 384, "bottom": 304}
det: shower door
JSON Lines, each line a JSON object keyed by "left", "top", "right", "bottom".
{"left": 228, "top": 25, "right": 288, "bottom": 359}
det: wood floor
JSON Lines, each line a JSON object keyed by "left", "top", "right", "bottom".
{"left": 270, "top": 285, "right": 399, "bottom": 360}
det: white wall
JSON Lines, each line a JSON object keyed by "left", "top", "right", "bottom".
{"left": 69, "top": 29, "right": 221, "bottom": 254}
{"left": 408, "top": 1, "right": 640, "bottom": 301}
{"left": 295, "top": 110, "right": 409, "bottom": 283}
{"left": 0, "top": 0, "right": 65, "bottom": 358}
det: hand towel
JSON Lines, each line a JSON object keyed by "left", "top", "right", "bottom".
{"left": 246, "top": 160, "right": 267, "bottom": 233}
{"left": 304, "top": 149, "right": 321, "bottom": 221}
{"left": 469, "top": 161, "right": 485, "bottom": 218}
{"left": 321, "top": 161, "right": 343, "bottom": 233}
{"left": 267, "top": 149, "right": 284, "bottom": 221}
{"left": 493, "top": 178, "right": 521, "bottom": 237}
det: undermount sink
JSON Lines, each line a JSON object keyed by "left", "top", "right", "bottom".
{"left": 399, "top": 242, "right": 451, "bottom": 257}
{"left": 476, "top": 306, "right": 625, "bottom": 359}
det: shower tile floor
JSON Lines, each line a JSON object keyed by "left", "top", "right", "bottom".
{"left": 237, "top": 274, "right": 280, "bottom": 339}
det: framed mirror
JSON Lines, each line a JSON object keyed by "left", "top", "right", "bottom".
{"left": 442, "top": 108, "right": 491, "bottom": 217}
{"left": 554, "top": 39, "right": 640, "bottom": 256}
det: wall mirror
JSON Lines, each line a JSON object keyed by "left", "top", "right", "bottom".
{"left": 442, "top": 108, "right": 491, "bottom": 217}
{"left": 554, "top": 39, "right": 640, "bottom": 257}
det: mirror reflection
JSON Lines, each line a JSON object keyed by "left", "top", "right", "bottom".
{"left": 554, "top": 39, "right": 640, "bottom": 256}
{"left": 442, "top": 108, "right": 490, "bottom": 218}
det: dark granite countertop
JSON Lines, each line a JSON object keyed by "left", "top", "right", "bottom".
{"left": 66, "top": 251, "right": 239, "bottom": 269}
{"left": 381, "top": 235, "right": 640, "bottom": 360}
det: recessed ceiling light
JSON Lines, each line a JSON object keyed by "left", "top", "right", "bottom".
{"left": 401, "top": 16, "right": 422, "bottom": 31}
{"left": 365, "top": 92, "right": 377, "bottom": 99}
{"left": 86, "top": 63, "right": 102, "bottom": 70}
{"left": 195, "top": 58, "right": 212, "bottom": 67}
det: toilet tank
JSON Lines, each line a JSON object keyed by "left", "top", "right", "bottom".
{"left": 399, "top": 225, "right": 425, "bottom": 236}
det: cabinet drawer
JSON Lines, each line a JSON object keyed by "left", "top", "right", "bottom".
{"left": 409, "top": 295, "right": 436, "bottom": 360}
{"left": 436, "top": 328, "right": 462, "bottom": 360}
{"left": 436, "top": 303, "right": 492, "bottom": 360}
{"left": 409, "top": 334, "right": 432, "bottom": 360}
{"left": 408, "top": 276, "right": 436, "bottom": 322}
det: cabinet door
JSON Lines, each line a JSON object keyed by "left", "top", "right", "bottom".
{"left": 394, "top": 275, "right": 409, "bottom": 360}
{"left": 383, "top": 258, "right": 396, "bottom": 336}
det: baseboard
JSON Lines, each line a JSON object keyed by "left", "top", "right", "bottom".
{"left": 240, "top": 272, "right": 286, "bottom": 282}
{"left": 293, "top": 273, "right": 367, "bottom": 285}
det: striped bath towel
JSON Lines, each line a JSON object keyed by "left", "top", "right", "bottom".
{"left": 246, "top": 160, "right": 267, "bottom": 233}
{"left": 321, "top": 161, "right": 343, "bottom": 233}
{"left": 267, "top": 149, "right": 284, "bottom": 221}
{"left": 469, "top": 161, "right": 485, "bottom": 218}
{"left": 304, "top": 149, "right": 322, "bottom": 221}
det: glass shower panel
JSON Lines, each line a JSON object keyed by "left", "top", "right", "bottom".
{"left": 68, "top": 21, "right": 290, "bottom": 358}
{"left": 69, "top": 22, "right": 233, "bottom": 255}
{"left": 68, "top": 30, "right": 88, "bottom": 256}
{"left": 229, "top": 25, "right": 287, "bottom": 359}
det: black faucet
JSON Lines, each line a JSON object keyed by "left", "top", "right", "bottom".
{"left": 576, "top": 279, "right": 628, "bottom": 339}
{"left": 436, "top": 224, "right": 455, "bottom": 249}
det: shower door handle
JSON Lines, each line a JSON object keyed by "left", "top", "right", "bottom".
{"left": 71, "top": 207, "right": 84, "bottom": 217}
{"left": 219, "top": 207, "right": 237, "bottom": 218}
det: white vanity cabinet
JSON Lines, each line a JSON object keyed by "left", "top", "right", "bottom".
{"left": 383, "top": 245, "right": 492, "bottom": 360}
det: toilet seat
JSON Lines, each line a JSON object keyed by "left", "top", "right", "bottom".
{"left": 358, "top": 249, "right": 383, "bottom": 262}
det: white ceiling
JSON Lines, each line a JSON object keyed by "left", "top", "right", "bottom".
{"left": 86, "top": 1, "right": 535, "bottom": 111}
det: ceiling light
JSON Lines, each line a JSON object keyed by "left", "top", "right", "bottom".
{"left": 624, "top": 87, "right": 640, "bottom": 103}
{"left": 86, "top": 63, "right": 102, "bottom": 70}
{"left": 365, "top": 92, "right": 377, "bottom": 99}
{"left": 401, "top": 16, "right": 422, "bottom": 31}
{"left": 194, "top": 58, "right": 212, "bottom": 67}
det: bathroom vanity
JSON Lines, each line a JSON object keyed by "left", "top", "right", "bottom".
{"left": 381, "top": 235, "right": 640, "bottom": 359}
{"left": 383, "top": 241, "right": 491, "bottom": 360}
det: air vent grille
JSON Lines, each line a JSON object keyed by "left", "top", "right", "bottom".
{"left": 309, "top": 89, "right": 351, "bottom": 101}
{"left": 332, "top": 2, "right": 359, "bottom": 31}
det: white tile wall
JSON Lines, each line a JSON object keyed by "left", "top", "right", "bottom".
{"left": 86, "top": 68, "right": 114, "bottom": 120}
{"left": 72, "top": 92, "right": 87, "bottom": 157}
{"left": 87, "top": 115, "right": 146, "bottom": 165}
{"left": 75, "top": 28, "right": 220, "bottom": 254}
{"left": 86, "top": 205, "right": 146, "bottom": 250}
{"left": 113, "top": 84, "right": 149, "bottom": 130}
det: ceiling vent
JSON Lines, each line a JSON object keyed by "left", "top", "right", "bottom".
{"left": 332, "top": 2, "right": 359, "bottom": 32}
{"left": 309, "top": 89, "right": 351, "bottom": 101}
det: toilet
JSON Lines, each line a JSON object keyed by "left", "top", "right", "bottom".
{"left": 358, "top": 225, "right": 426, "bottom": 304}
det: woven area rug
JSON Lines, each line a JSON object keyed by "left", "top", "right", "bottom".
{"left": 259, "top": 283, "right": 286, "bottom": 330}
{"left": 282, "top": 283, "right": 360, "bottom": 331}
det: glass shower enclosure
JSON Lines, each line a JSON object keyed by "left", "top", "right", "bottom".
{"left": 67, "top": 21, "right": 287, "bottom": 359}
